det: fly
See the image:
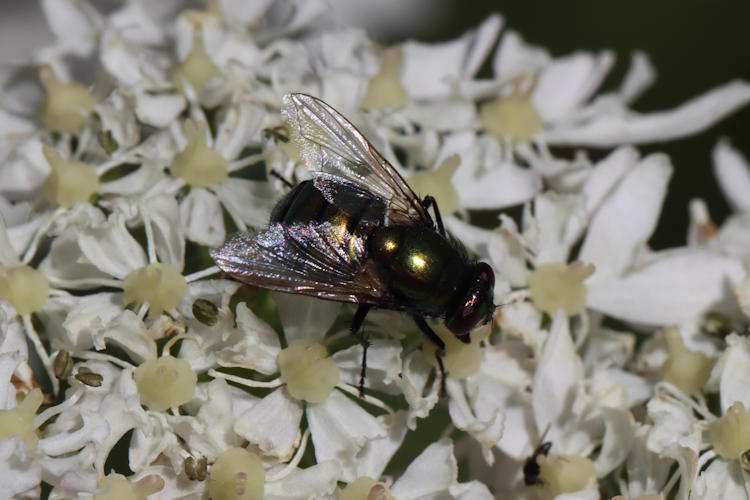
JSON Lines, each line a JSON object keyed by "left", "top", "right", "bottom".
{"left": 211, "top": 93, "right": 496, "bottom": 396}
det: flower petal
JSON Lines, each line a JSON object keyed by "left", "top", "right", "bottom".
{"left": 713, "top": 139, "right": 750, "bottom": 213}
{"left": 580, "top": 153, "right": 672, "bottom": 284}
{"left": 390, "top": 438, "right": 457, "bottom": 497}
{"left": 234, "top": 388, "right": 303, "bottom": 460}
{"left": 493, "top": 31, "right": 550, "bottom": 80}
{"left": 541, "top": 80, "right": 750, "bottom": 146}
{"left": 333, "top": 339, "right": 402, "bottom": 393}
{"left": 77, "top": 212, "right": 148, "bottom": 280}
{"left": 180, "top": 187, "right": 225, "bottom": 247}
{"left": 533, "top": 50, "right": 615, "bottom": 122}
{"left": 273, "top": 293, "right": 341, "bottom": 344}
{"left": 307, "top": 389, "right": 387, "bottom": 482}
{"left": 0, "top": 436, "right": 41, "bottom": 496}
{"left": 588, "top": 248, "right": 745, "bottom": 325}
{"left": 40, "top": 0, "right": 101, "bottom": 56}
{"left": 532, "top": 311, "right": 583, "bottom": 432}
{"left": 264, "top": 460, "right": 341, "bottom": 499}
{"left": 618, "top": 51, "right": 656, "bottom": 104}
{"left": 717, "top": 334, "right": 750, "bottom": 414}
{"left": 456, "top": 161, "right": 542, "bottom": 210}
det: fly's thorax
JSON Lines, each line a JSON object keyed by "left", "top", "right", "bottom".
{"left": 368, "top": 225, "right": 469, "bottom": 314}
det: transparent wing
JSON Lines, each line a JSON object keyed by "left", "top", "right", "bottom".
{"left": 282, "top": 93, "right": 431, "bottom": 227}
{"left": 210, "top": 223, "right": 388, "bottom": 304}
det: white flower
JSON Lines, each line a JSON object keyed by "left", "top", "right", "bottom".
{"left": 2, "top": 2, "right": 750, "bottom": 498}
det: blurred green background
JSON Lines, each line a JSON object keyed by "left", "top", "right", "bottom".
{"left": 416, "top": 0, "right": 750, "bottom": 250}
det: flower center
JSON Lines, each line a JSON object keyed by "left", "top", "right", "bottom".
{"left": 528, "top": 261, "right": 594, "bottom": 317}
{"left": 134, "top": 355, "right": 197, "bottom": 412}
{"left": 170, "top": 119, "right": 229, "bottom": 187}
{"left": 278, "top": 339, "right": 339, "bottom": 403}
{"left": 42, "top": 145, "right": 99, "bottom": 208}
{"left": 479, "top": 92, "right": 543, "bottom": 141}
{"left": 123, "top": 263, "right": 187, "bottom": 318}
{"left": 0, "top": 265, "right": 50, "bottom": 315}
{"left": 207, "top": 448, "right": 265, "bottom": 500}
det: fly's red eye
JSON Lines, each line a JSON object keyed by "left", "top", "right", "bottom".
{"left": 477, "top": 262, "right": 494, "bottom": 288}
{"left": 445, "top": 262, "right": 496, "bottom": 339}
{"left": 446, "top": 294, "right": 483, "bottom": 337}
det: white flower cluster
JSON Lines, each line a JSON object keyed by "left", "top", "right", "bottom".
{"left": 1, "top": 1, "right": 750, "bottom": 499}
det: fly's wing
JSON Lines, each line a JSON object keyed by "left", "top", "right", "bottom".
{"left": 210, "top": 223, "right": 388, "bottom": 304}
{"left": 282, "top": 93, "right": 431, "bottom": 227}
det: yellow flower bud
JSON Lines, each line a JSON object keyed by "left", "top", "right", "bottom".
{"left": 0, "top": 265, "right": 50, "bottom": 315}
{"left": 528, "top": 261, "right": 595, "bottom": 317}
{"left": 536, "top": 454, "right": 597, "bottom": 500}
{"left": 207, "top": 448, "right": 265, "bottom": 500}
{"left": 480, "top": 93, "right": 543, "bottom": 142}
{"left": 709, "top": 401, "right": 750, "bottom": 459}
{"left": 42, "top": 145, "right": 99, "bottom": 208}
{"left": 134, "top": 356, "right": 197, "bottom": 412}
{"left": 172, "top": 26, "right": 222, "bottom": 95}
{"left": 408, "top": 154, "right": 460, "bottom": 217}
{"left": 170, "top": 119, "right": 229, "bottom": 187}
{"left": 361, "top": 46, "right": 407, "bottom": 110}
{"left": 661, "top": 326, "right": 712, "bottom": 395}
{"left": 423, "top": 322, "right": 486, "bottom": 379}
{"left": 278, "top": 339, "right": 339, "bottom": 404}
{"left": 123, "top": 263, "right": 187, "bottom": 318}
{"left": 0, "top": 388, "right": 42, "bottom": 450}
{"left": 40, "top": 66, "right": 96, "bottom": 134}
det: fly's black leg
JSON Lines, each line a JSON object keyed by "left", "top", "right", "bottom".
{"left": 412, "top": 315, "right": 447, "bottom": 398}
{"left": 421, "top": 195, "right": 446, "bottom": 237}
{"left": 350, "top": 304, "right": 372, "bottom": 397}
{"left": 269, "top": 170, "right": 295, "bottom": 189}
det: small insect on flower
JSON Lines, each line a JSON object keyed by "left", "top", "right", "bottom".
{"left": 211, "top": 93, "right": 496, "bottom": 396}
{"left": 523, "top": 428, "right": 553, "bottom": 486}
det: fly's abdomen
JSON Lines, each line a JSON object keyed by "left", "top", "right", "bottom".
{"left": 368, "top": 226, "right": 467, "bottom": 315}
{"left": 270, "top": 180, "right": 385, "bottom": 266}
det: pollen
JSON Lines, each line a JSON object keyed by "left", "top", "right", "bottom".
{"left": 709, "top": 401, "right": 750, "bottom": 460}
{"left": 122, "top": 263, "right": 187, "bottom": 319}
{"left": 134, "top": 355, "right": 197, "bottom": 412}
{"left": 170, "top": 119, "right": 229, "bottom": 187}
{"left": 207, "top": 448, "right": 265, "bottom": 500}
{"left": 278, "top": 339, "right": 339, "bottom": 404}
{"left": 0, "top": 388, "right": 42, "bottom": 450}
{"left": 42, "top": 145, "right": 99, "bottom": 208}
{"left": 535, "top": 453, "right": 597, "bottom": 499}
{"left": 384, "top": 239, "right": 397, "bottom": 252}
{"left": 0, "top": 265, "right": 50, "bottom": 316}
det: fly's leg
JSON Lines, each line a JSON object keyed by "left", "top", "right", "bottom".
{"left": 412, "top": 315, "right": 447, "bottom": 398}
{"left": 350, "top": 304, "right": 372, "bottom": 397}
{"left": 269, "top": 170, "right": 295, "bottom": 189}
{"left": 421, "top": 195, "right": 446, "bottom": 237}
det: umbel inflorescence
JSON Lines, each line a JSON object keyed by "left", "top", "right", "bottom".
{"left": 1, "top": 1, "right": 750, "bottom": 499}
